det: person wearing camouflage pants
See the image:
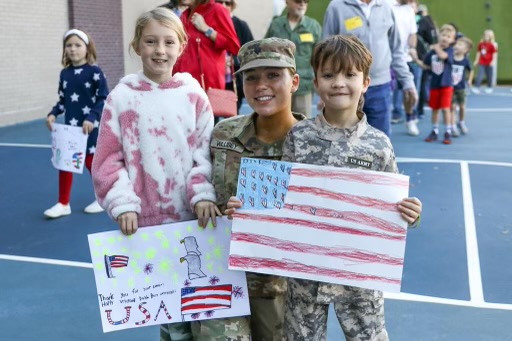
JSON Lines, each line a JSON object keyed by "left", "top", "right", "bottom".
{"left": 281, "top": 34, "right": 422, "bottom": 340}
{"left": 189, "top": 38, "right": 305, "bottom": 340}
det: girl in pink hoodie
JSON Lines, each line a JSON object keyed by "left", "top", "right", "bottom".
{"left": 92, "top": 8, "right": 220, "bottom": 235}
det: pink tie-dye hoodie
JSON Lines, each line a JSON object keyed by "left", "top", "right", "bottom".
{"left": 92, "top": 71, "right": 216, "bottom": 227}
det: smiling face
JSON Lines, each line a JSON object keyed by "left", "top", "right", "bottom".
{"left": 135, "top": 19, "right": 184, "bottom": 84}
{"left": 314, "top": 60, "right": 369, "bottom": 118}
{"left": 64, "top": 35, "right": 88, "bottom": 66}
{"left": 243, "top": 67, "right": 299, "bottom": 118}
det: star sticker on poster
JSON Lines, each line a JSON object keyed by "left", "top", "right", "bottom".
{"left": 93, "top": 73, "right": 100, "bottom": 81}
{"left": 82, "top": 106, "right": 91, "bottom": 115}
{"left": 75, "top": 68, "right": 83, "bottom": 75}
{"left": 71, "top": 93, "right": 79, "bottom": 102}
{"left": 70, "top": 118, "right": 78, "bottom": 126}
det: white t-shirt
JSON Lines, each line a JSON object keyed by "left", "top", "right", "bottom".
{"left": 356, "top": 0, "right": 377, "bottom": 19}
{"left": 390, "top": 1, "right": 417, "bottom": 62}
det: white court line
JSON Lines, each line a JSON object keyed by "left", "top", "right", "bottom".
{"left": 0, "top": 254, "right": 92, "bottom": 268}
{"left": 460, "top": 161, "right": 484, "bottom": 303}
{"left": 397, "top": 157, "right": 512, "bottom": 168}
{"left": 2, "top": 253, "right": 511, "bottom": 311}
{"left": 466, "top": 108, "right": 512, "bottom": 112}
{"left": 384, "top": 292, "right": 512, "bottom": 311}
{"left": 0, "top": 142, "right": 50, "bottom": 148}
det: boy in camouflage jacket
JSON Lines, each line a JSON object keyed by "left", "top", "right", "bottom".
{"left": 280, "top": 35, "right": 422, "bottom": 341}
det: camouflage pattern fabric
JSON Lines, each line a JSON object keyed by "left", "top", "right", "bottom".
{"left": 160, "top": 322, "right": 192, "bottom": 341}
{"left": 236, "top": 37, "right": 296, "bottom": 74}
{"left": 198, "top": 112, "right": 304, "bottom": 340}
{"left": 284, "top": 279, "right": 388, "bottom": 341}
{"left": 281, "top": 113, "right": 395, "bottom": 340}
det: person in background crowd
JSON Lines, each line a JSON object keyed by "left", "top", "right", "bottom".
{"left": 44, "top": 29, "right": 108, "bottom": 218}
{"left": 415, "top": 3, "right": 437, "bottom": 119}
{"left": 389, "top": 0, "right": 421, "bottom": 136}
{"left": 451, "top": 36, "right": 473, "bottom": 136}
{"left": 217, "top": 0, "right": 254, "bottom": 113}
{"left": 265, "top": 0, "right": 322, "bottom": 117}
{"left": 472, "top": 29, "right": 498, "bottom": 94}
{"left": 160, "top": 0, "right": 190, "bottom": 17}
{"left": 173, "top": 0, "right": 240, "bottom": 92}
{"left": 420, "top": 24, "right": 456, "bottom": 145}
{"left": 322, "top": 0, "right": 418, "bottom": 137}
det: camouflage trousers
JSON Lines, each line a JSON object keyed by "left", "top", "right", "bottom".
{"left": 160, "top": 322, "right": 192, "bottom": 341}
{"left": 159, "top": 294, "right": 286, "bottom": 341}
{"left": 283, "top": 279, "right": 388, "bottom": 341}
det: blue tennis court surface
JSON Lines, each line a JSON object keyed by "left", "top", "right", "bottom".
{"left": 1, "top": 88, "right": 512, "bottom": 340}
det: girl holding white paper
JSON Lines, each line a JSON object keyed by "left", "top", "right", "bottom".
{"left": 92, "top": 8, "right": 220, "bottom": 236}
{"left": 45, "top": 29, "right": 109, "bottom": 218}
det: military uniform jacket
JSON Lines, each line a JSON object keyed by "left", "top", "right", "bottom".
{"left": 265, "top": 15, "right": 322, "bottom": 95}
{"left": 210, "top": 112, "right": 305, "bottom": 296}
{"left": 282, "top": 113, "right": 397, "bottom": 303}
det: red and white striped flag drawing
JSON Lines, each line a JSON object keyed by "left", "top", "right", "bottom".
{"left": 229, "top": 159, "right": 409, "bottom": 293}
{"left": 181, "top": 284, "right": 233, "bottom": 315}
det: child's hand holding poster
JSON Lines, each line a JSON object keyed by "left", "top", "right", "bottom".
{"left": 51, "top": 123, "right": 88, "bottom": 174}
{"left": 88, "top": 217, "right": 250, "bottom": 333}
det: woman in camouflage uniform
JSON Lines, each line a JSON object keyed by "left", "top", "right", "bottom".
{"left": 190, "top": 38, "right": 306, "bottom": 340}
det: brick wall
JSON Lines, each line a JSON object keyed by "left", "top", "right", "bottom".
{"left": 69, "top": 0, "right": 124, "bottom": 89}
{"left": 0, "top": 1, "right": 68, "bottom": 126}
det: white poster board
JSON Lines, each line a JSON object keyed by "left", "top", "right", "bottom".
{"left": 88, "top": 217, "right": 250, "bottom": 333}
{"left": 230, "top": 158, "right": 410, "bottom": 293}
{"left": 51, "top": 123, "right": 88, "bottom": 174}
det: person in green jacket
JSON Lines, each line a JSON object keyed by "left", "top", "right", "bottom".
{"left": 265, "top": 0, "right": 321, "bottom": 117}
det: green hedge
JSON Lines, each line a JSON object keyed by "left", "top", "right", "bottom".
{"left": 308, "top": 0, "right": 511, "bottom": 82}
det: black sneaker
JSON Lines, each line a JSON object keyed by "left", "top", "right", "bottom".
{"left": 442, "top": 132, "right": 452, "bottom": 145}
{"left": 425, "top": 130, "right": 438, "bottom": 142}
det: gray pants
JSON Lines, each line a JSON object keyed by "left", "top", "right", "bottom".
{"left": 475, "top": 65, "right": 494, "bottom": 88}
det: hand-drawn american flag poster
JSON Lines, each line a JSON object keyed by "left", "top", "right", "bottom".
{"left": 229, "top": 158, "right": 410, "bottom": 293}
{"left": 88, "top": 217, "right": 249, "bottom": 333}
{"left": 181, "top": 284, "right": 232, "bottom": 315}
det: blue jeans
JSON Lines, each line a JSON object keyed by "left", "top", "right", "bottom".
{"left": 364, "top": 82, "right": 392, "bottom": 136}
{"left": 392, "top": 62, "right": 422, "bottom": 120}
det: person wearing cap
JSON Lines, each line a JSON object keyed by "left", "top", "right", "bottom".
{"left": 189, "top": 37, "right": 306, "bottom": 340}
{"left": 265, "top": 0, "right": 321, "bottom": 117}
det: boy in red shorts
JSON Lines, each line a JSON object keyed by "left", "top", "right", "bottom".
{"left": 422, "top": 24, "right": 456, "bottom": 144}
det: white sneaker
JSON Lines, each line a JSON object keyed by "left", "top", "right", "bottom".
{"left": 484, "top": 88, "right": 493, "bottom": 94}
{"left": 452, "top": 125, "right": 460, "bottom": 137}
{"left": 471, "top": 88, "right": 480, "bottom": 94}
{"left": 406, "top": 120, "right": 419, "bottom": 136}
{"left": 458, "top": 122, "right": 469, "bottom": 134}
{"left": 44, "top": 203, "right": 71, "bottom": 218}
{"left": 84, "top": 200, "right": 104, "bottom": 214}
